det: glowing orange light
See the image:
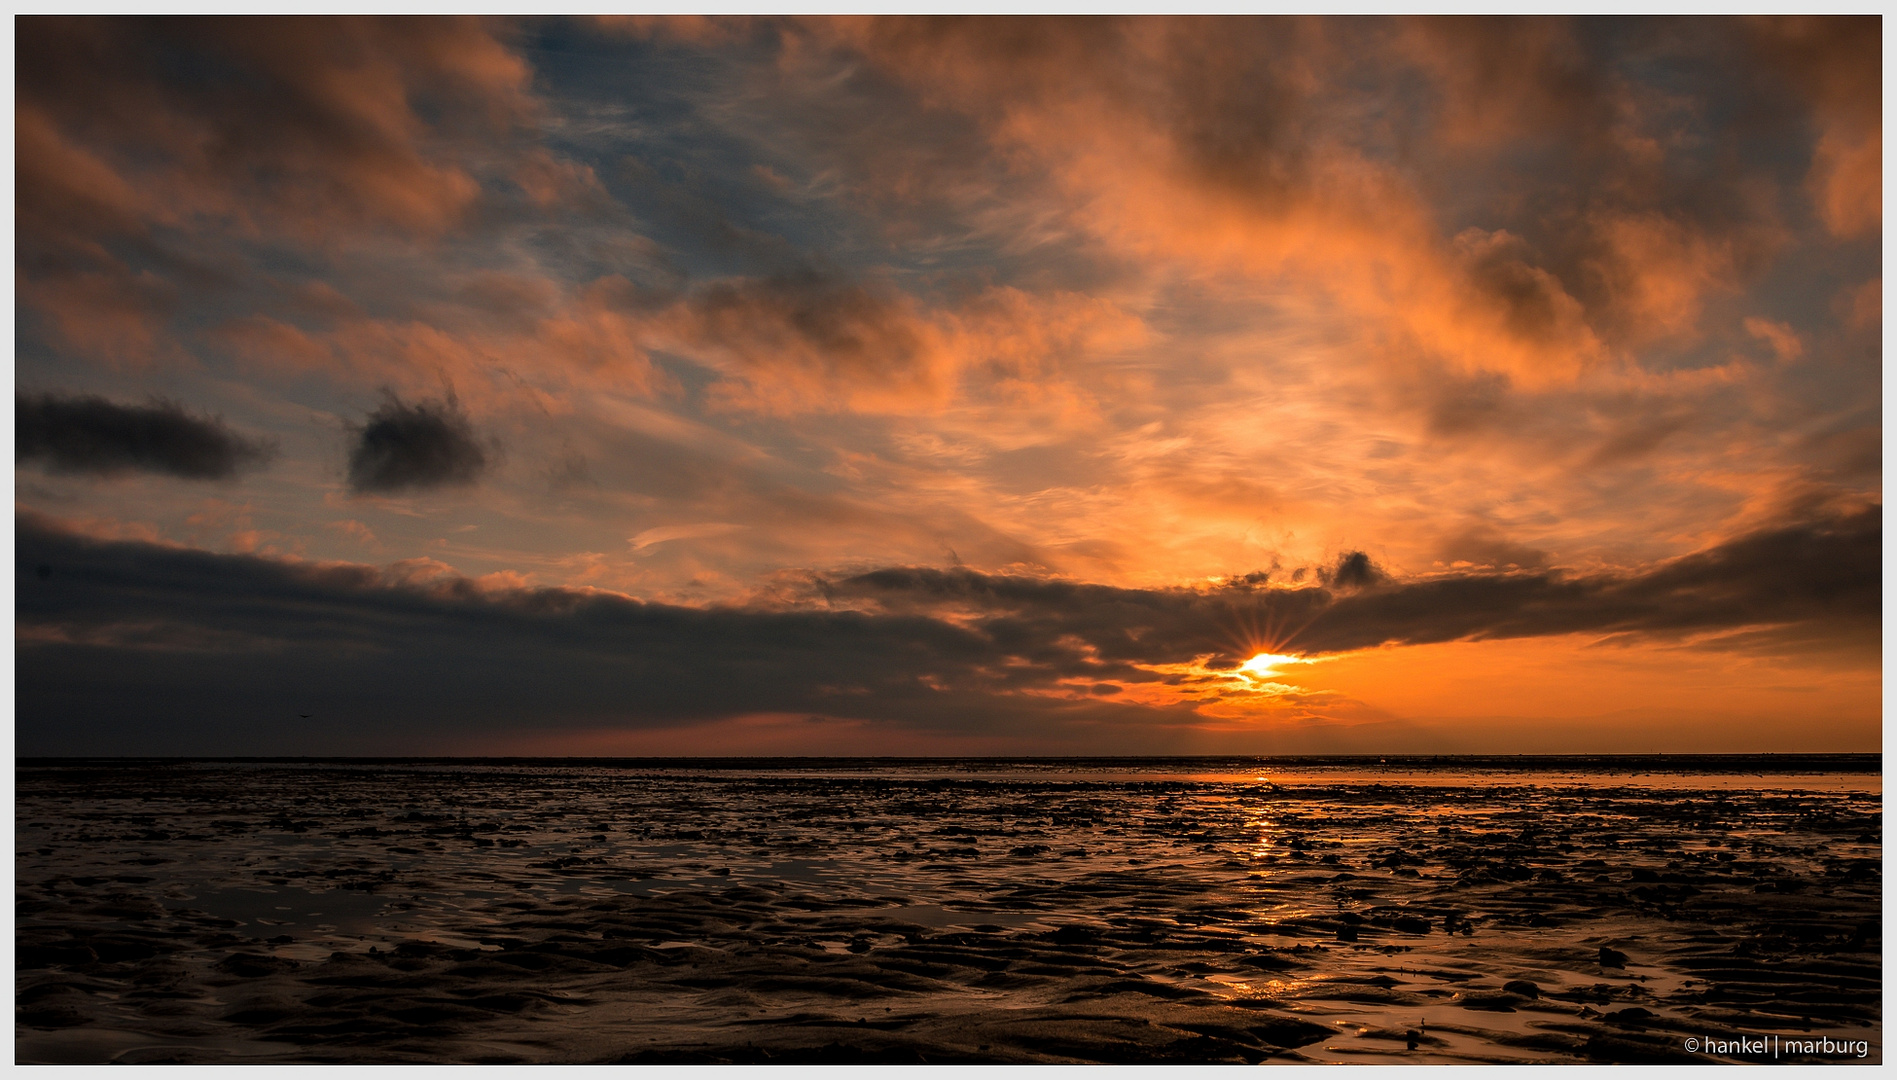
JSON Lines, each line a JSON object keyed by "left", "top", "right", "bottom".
{"left": 1239, "top": 652, "right": 1306, "bottom": 678}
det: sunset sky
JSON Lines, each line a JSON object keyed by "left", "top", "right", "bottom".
{"left": 14, "top": 16, "right": 1882, "bottom": 756}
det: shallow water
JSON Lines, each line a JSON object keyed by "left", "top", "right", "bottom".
{"left": 16, "top": 758, "right": 1882, "bottom": 1064}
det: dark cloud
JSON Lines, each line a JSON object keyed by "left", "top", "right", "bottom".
{"left": 1325, "top": 551, "right": 1384, "bottom": 589}
{"left": 15, "top": 512, "right": 1175, "bottom": 755}
{"left": 681, "top": 268, "right": 930, "bottom": 383}
{"left": 1435, "top": 528, "right": 1550, "bottom": 571}
{"left": 835, "top": 504, "right": 1879, "bottom": 661}
{"left": 347, "top": 395, "right": 490, "bottom": 494}
{"left": 16, "top": 392, "right": 275, "bottom": 479}
{"left": 13, "top": 504, "right": 1875, "bottom": 753}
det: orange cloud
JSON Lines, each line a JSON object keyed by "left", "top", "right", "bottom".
{"left": 648, "top": 272, "right": 1146, "bottom": 416}
{"left": 1810, "top": 127, "right": 1880, "bottom": 239}
{"left": 15, "top": 105, "right": 149, "bottom": 254}
{"left": 1744, "top": 16, "right": 1880, "bottom": 239}
{"left": 214, "top": 281, "right": 662, "bottom": 413}
{"left": 1842, "top": 278, "right": 1880, "bottom": 330}
{"left": 19, "top": 269, "right": 180, "bottom": 368}
{"left": 1742, "top": 317, "right": 1804, "bottom": 364}
{"left": 326, "top": 519, "right": 380, "bottom": 547}
{"left": 1391, "top": 16, "right": 1606, "bottom": 150}
{"left": 787, "top": 16, "right": 1856, "bottom": 390}
{"left": 1585, "top": 212, "right": 1745, "bottom": 345}
{"left": 810, "top": 18, "right": 1622, "bottom": 387}
{"left": 18, "top": 16, "right": 537, "bottom": 244}
{"left": 513, "top": 147, "right": 610, "bottom": 210}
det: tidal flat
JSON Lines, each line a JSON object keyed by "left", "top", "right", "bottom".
{"left": 15, "top": 757, "right": 1882, "bottom": 1064}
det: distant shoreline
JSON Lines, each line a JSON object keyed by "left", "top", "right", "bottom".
{"left": 15, "top": 753, "right": 1882, "bottom": 773}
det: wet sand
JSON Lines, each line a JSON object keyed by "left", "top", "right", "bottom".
{"left": 16, "top": 759, "right": 1882, "bottom": 1064}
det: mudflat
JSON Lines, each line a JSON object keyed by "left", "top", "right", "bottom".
{"left": 15, "top": 758, "right": 1882, "bottom": 1064}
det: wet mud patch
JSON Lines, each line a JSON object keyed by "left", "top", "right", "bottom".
{"left": 16, "top": 759, "right": 1881, "bottom": 1063}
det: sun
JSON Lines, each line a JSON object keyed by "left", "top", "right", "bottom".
{"left": 1239, "top": 652, "right": 1306, "bottom": 678}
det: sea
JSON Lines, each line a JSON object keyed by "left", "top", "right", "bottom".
{"left": 15, "top": 755, "right": 1882, "bottom": 1064}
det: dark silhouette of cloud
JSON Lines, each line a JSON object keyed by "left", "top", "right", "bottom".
{"left": 17, "top": 511, "right": 1184, "bottom": 755}
{"left": 347, "top": 395, "right": 490, "bottom": 494}
{"left": 1326, "top": 551, "right": 1384, "bottom": 589}
{"left": 15, "top": 505, "right": 1875, "bottom": 754}
{"left": 1434, "top": 528, "right": 1549, "bottom": 570}
{"left": 16, "top": 392, "right": 275, "bottom": 479}
{"left": 835, "top": 504, "right": 1880, "bottom": 662}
